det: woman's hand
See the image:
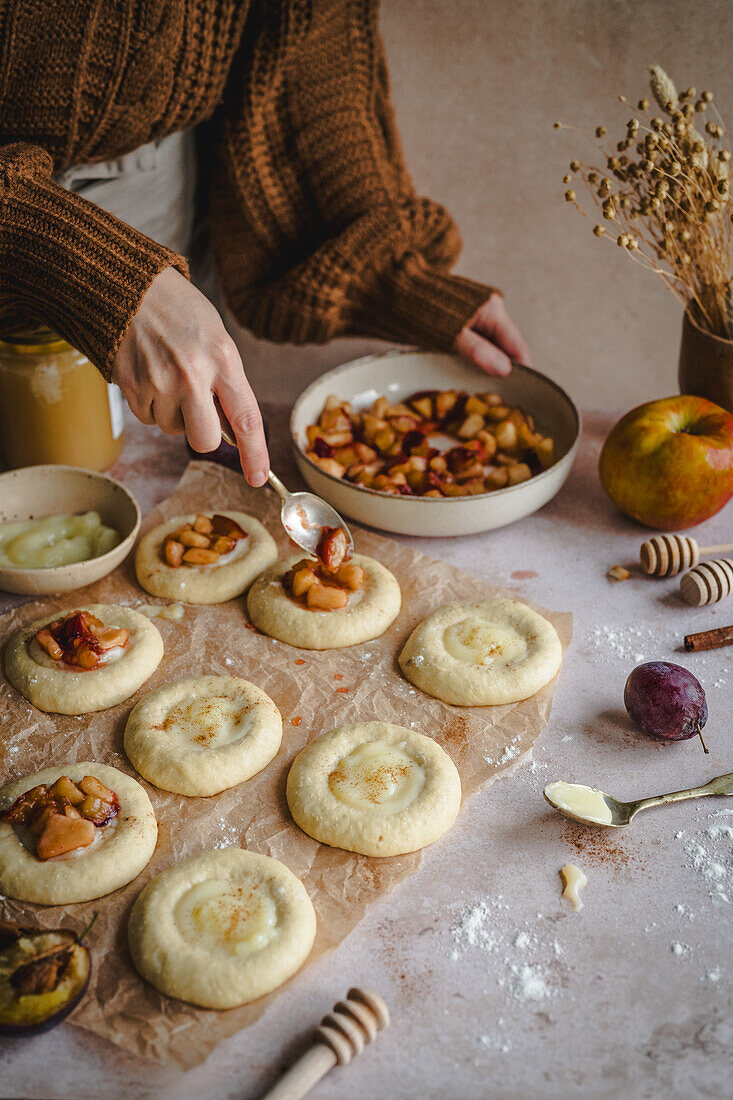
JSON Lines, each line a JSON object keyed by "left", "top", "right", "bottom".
{"left": 112, "top": 268, "right": 269, "bottom": 486}
{"left": 454, "top": 293, "right": 532, "bottom": 377}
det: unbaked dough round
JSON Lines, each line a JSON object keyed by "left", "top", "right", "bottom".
{"left": 135, "top": 511, "right": 277, "bottom": 603}
{"left": 286, "top": 722, "right": 461, "bottom": 857}
{"left": 0, "top": 763, "right": 157, "bottom": 905}
{"left": 398, "top": 598, "right": 562, "bottom": 706}
{"left": 247, "top": 553, "right": 401, "bottom": 650}
{"left": 128, "top": 848, "right": 316, "bottom": 1008}
{"left": 4, "top": 604, "right": 164, "bottom": 714}
{"left": 124, "top": 676, "right": 283, "bottom": 796}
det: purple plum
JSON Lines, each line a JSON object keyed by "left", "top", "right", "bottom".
{"left": 624, "top": 661, "right": 708, "bottom": 749}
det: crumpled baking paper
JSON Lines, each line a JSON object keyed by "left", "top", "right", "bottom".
{"left": 0, "top": 461, "right": 571, "bottom": 1067}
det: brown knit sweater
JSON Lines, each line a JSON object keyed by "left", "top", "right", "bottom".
{"left": 0, "top": 0, "right": 494, "bottom": 380}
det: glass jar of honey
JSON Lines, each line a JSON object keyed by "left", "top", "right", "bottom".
{"left": 0, "top": 331, "right": 125, "bottom": 471}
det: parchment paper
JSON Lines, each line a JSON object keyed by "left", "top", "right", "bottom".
{"left": 0, "top": 461, "right": 572, "bottom": 1067}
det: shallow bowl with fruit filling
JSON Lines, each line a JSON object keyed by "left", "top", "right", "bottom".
{"left": 290, "top": 351, "right": 579, "bottom": 537}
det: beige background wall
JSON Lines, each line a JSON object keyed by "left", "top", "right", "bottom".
{"left": 239, "top": 0, "right": 733, "bottom": 412}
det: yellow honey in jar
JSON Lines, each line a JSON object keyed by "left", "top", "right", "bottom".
{"left": 0, "top": 331, "right": 125, "bottom": 471}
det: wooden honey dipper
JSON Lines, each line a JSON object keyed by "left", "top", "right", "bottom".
{"left": 260, "top": 987, "right": 389, "bottom": 1100}
{"left": 640, "top": 534, "right": 733, "bottom": 577}
{"left": 680, "top": 558, "right": 733, "bottom": 606}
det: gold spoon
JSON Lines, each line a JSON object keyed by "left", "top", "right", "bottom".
{"left": 544, "top": 772, "right": 733, "bottom": 828}
{"left": 219, "top": 426, "right": 354, "bottom": 560}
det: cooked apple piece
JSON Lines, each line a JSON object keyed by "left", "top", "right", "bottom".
{"left": 95, "top": 627, "right": 129, "bottom": 651}
{"left": 211, "top": 514, "right": 246, "bottom": 540}
{"left": 74, "top": 646, "right": 100, "bottom": 671}
{"left": 517, "top": 421, "right": 538, "bottom": 449}
{"left": 316, "top": 526, "right": 350, "bottom": 572}
{"left": 78, "top": 794, "right": 115, "bottom": 826}
{"left": 457, "top": 413, "right": 485, "bottom": 439}
{"left": 477, "top": 430, "right": 498, "bottom": 459}
{"left": 306, "top": 424, "right": 322, "bottom": 446}
{"left": 435, "top": 391, "right": 458, "bottom": 418}
{"left": 64, "top": 804, "right": 82, "bottom": 820}
{"left": 306, "top": 581, "right": 348, "bottom": 610}
{"left": 34, "top": 628, "right": 63, "bottom": 661}
{"left": 309, "top": 454, "right": 345, "bottom": 478}
{"left": 182, "top": 547, "right": 221, "bottom": 565}
{"left": 465, "top": 395, "right": 489, "bottom": 416}
{"left": 211, "top": 535, "right": 236, "bottom": 555}
{"left": 494, "top": 420, "right": 518, "bottom": 450}
{"left": 79, "top": 775, "right": 115, "bottom": 804}
{"left": 179, "top": 528, "right": 211, "bottom": 549}
{"left": 323, "top": 394, "right": 341, "bottom": 412}
{"left": 164, "top": 539, "right": 185, "bottom": 567}
{"left": 485, "top": 404, "right": 511, "bottom": 422}
{"left": 486, "top": 467, "right": 510, "bottom": 490}
{"left": 507, "top": 463, "right": 532, "bottom": 486}
{"left": 318, "top": 429, "right": 353, "bottom": 447}
{"left": 374, "top": 427, "right": 396, "bottom": 453}
{"left": 354, "top": 442, "right": 378, "bottom": 463}
{"left": 49, "top": 777, "right": 84, "bottom": 806}
{"left": 409, "top": 395, "right": 434, "bottom": 419}
{"left": 336, "top": 562, "right": 364, "bottom": 590}
{"left": 484, "top": 392, "right": 503, "bottom": 406}
{"left": 390, "top": 415, "right": 419, "bottom": 434}
{"left": 536, "top": 437, "right": 555, "bottom": 469}
{"left": 193, "top": 514, "right": 214, "bottom": 535}
{"left": 333, "top": 445, "right": 360, "bottom": 467}
{"left": 370, "top": 396, "right": 389, "bottom": 418}
{"left": 37, "top": 814, "right": 96, "bottom": 860}
{"left": 291, "top": 564, "right": 318, "bottom": 597}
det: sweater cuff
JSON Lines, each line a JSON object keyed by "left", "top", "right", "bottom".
{"left": 350, "top": 253, "right": 500, "bottom": 351}
{"left": 0, "top": 144, "right": 189, "bottom": 380}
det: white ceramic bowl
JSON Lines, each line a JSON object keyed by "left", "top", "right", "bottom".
{"left": 291, "top": 351, "right": 580, "bottom": 537}
{"left": 0, "top": 465, "right": 141, "bottom": 595}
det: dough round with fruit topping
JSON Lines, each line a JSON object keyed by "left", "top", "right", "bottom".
{"left": 287, "top": 722, "right": 461, "bottom": 856}
{"left": 124, "top": 676, "right": 282, "bottom": 796}
{"left": 399, "top": 598, "right": 562, "bottom": 706}
{"left": 4, "top": 605, "right": 164, "bottom": 715}
{"left": 135, "top": 511, "right": 277, "bottom": 604}
{"left": 0, "top": 763, "right": 157, "bottom": 905}
{"left": 247, "top": 553, "right": 401, "bottom": 650}
{"left": 128, "top": 848, "right": 316, "bottom": 1008}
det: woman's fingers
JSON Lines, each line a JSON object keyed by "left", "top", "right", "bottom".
{"left": 454, "top": 325, "right": 512, "bottom": 376}
{"left": 470, "top": 297, "right": 533, "bottom": 366}
{"left": 181, "top": 391, "right": 222, "bottom": 455}
{"left": 152, "top": 396, "right": 185, "bottom": 436}
{"left": 215, "top": 370, "right": 270, "bottom": 487}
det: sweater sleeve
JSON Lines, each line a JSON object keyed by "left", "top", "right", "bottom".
{"left": 0, "top": 143, "right": 189, "bottom": 379}
{"left": 210, "top": 0, "right": 496, "bottom": 351}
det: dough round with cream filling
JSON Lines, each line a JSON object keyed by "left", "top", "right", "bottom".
{"left": 398, "top": 598, "right": 562, "bottom": 706}
{"left": 4, "top": 604, "right": 164, "bottom": 714}
{"left": 135, "top": 511, "right": 277, "bottom": 603}
{"left": 286, "top": 722, "right": 461, "bottom": 856}
{"left": 128, "top": 848, "right": 316, "bottom": 1008}
{"left": 124, "top": 676, "right": 282, "bottom": 796}
{"left": 0, "top": 763, "right": 157, "bottom": 905}
{"left": 247, "top": 554, "right": 401, "bottom": 650}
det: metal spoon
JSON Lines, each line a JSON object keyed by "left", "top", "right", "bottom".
{"left": 220, "top": 427, "right": 354, "bottom": 559}
{"left": 544, "top": 772, "right": 733, "bottom": 828}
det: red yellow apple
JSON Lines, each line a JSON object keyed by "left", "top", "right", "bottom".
{"left": 599, "top": 395, "right": 733, "bottom": 529}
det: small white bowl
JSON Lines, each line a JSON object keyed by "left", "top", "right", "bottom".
{"left": 290, "top": 351, "right": 580, "bottom": 537}
{"left": 0, "top": 465, "right": 140, "bottom": 595}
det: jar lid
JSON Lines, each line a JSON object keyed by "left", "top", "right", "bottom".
{"left": 0, "top": 329, "right": 71, "bottom": 354}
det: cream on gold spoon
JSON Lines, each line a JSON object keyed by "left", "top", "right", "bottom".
{"left": 544, "top": 772, "right": 733, "bottom": 828}
{"left": 219, "top": 426, "right": 354, "bottom": 560}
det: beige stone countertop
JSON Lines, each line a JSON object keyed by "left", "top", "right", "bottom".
{"left": 1, "top": 406, "right": 731, "bottom": 1100}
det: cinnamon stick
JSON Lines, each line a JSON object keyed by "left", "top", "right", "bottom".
{"left": 684, "top": 624, "right": 733, "bottom": 652}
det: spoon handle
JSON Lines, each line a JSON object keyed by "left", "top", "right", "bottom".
{"left": 632, "top": 771, "right": 733, "bottom": 815}
{"left": 267, "top": 471, "right": 291, "bottom": 504}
